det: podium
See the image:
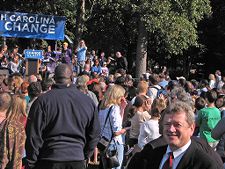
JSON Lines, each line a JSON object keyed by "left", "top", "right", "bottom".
{"left": 24, "top": 50, "right": 43, "bottom": 76}
{"left": 26, "top": 59, "right": 40, "bottom": 76}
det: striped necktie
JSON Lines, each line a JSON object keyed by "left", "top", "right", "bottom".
{"left": 162, "top": 152, "right": 173, "bottom": 169}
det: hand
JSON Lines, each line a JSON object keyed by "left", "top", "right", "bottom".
{"left": 158, "top": 93, "right": 167, "bottom": 102}
{"left": 114, "top": 128, "right": 127, "bottom": 136}
{"left": 121, "top": 128, "right": 127, "bottom": 134}
{"left": 120, "top": 97, "right": 127, "bottom": 110}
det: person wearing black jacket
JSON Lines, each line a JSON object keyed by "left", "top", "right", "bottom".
{"left": 115, "top": 51, "right": 128, "bottom": 72}
{"left": 25, "top": 64, "right": 101, "bottom": 169}
{"left": 127, "top": 101, "right": 223, "bottom": 169}
{"left": 127, "top": 136, "right": 223, "bottom": 169}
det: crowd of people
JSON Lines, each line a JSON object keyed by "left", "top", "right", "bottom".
{"left": 0, "top": 40, "right": 128, "bottom": 79}
{"left": 0, "top": 40, "right": 225, "bottom": 169}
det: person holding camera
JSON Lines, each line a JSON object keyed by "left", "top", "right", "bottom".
{"left": 75, "top": 40, "right": 87, "bottom": 74}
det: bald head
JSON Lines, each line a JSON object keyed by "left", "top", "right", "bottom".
{"left": 54, "top": 64, "right": 73, "bottom": 84}
{"left": 28, "top": 75, "right": 38, "bottom": 83}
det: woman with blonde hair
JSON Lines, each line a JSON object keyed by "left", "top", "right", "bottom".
{"left": 0, "top": 93, "right": 27, "bottom": 169}
{"left": 12, "top": 75, "right": 23, "bottom": 94}
{"left": 98, "top": 85, "right": 128, "bottom": 169}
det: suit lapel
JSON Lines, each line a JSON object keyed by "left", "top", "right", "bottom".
{"left": 176, "top": 142, "right": 195, "bottom": 169}
{"left": 151, "top": 145, "right": 167, "bottom": 169}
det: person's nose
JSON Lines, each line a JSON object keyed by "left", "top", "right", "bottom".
{"left": 168, "top": 124, "right": 176, "bottom": 132}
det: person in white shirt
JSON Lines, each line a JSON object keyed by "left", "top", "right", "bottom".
{"left": 138, "top": 98, "right": 166, "bottom": 149}
{"left": 8, "top": 54, "right": 21, "bottom": 74}
{"left": 209, "top": 73, "right": 217, "bottom": 89}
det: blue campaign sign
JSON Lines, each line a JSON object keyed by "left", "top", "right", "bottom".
{"left": 0, "top": 11, "right": 66, "bottom": 40}
{"left": 25, "top": 50, "right": 43, "bottom": 59}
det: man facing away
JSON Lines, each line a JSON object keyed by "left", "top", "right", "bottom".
{"left": 25, "top": 63, "right": 101, "bottom": 169}
{"left": 197, "top": 89, "right": 221, "bottom": 149}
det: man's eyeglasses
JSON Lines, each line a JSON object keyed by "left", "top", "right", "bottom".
{"left": 163, "top": 122, "right": 190, "bottom": 129}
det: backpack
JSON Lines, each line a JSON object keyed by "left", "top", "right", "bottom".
{"left": 147, "top": 86, "right": 165, "bottom": 98}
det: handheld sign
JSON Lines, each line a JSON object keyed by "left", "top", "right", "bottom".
{"left": 24, "top": 49, "right": 43, "bottom": 59}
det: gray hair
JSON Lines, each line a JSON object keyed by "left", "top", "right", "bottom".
{"left": 166, "top": 101, "right": 195, "bottom": 125}
{"left": 76, "top": 75, "right": 89, "bottom": 92}
{"left": 169, "top": 87, "right": 194, "bottom": 108}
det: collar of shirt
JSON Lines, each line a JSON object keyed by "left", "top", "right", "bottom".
{"left": 167, "top": 140, "right": 191, "bottom": 158}
{"left": 52, "top": 83, "right": 73, "bottom": 89}
{"left": 161, "top": 140, "right": 191, "bottom": 169}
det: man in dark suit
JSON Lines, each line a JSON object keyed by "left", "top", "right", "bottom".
{"left": 115, "top": 51, "right": 128, "bottom": 72}
{"left": 127, "top": 101, "right": 221, "bottom": 169}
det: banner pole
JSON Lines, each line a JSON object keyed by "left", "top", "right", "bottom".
{"left": 3, "top": 37, "right": 6, "bottom": 45}
{"left": 55, "top": 41, "right": 57, "bottom": 51}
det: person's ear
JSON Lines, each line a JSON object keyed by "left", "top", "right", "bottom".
{"left": 190, "top": 123, "right": 195, "bottom": 135}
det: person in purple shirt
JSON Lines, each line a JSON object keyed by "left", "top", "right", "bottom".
{"left": 61, "top": 42, "right": 72, "bottom": 64}
{"left": 53, "top": 47, "right": 62, "bottom": 61}
{"left": 45, "top": 45, "right": 53, "bottom": 58}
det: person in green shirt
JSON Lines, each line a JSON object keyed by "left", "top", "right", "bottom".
{"left": 197, "top": 90, "right": 221, "bottom": 149}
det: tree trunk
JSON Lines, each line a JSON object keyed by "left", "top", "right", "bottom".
{"left": 75, "top": 0, "right": 85, "bottom": 46}
{"left": 184, "top": 55, "right": 192, "bottom": 79}
{"left": 135, "top": 19, "right": 147, "bottom": 78}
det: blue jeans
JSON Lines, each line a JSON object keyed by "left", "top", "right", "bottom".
{"left": 108, "top": 142, "right": 124, "bottom": 169}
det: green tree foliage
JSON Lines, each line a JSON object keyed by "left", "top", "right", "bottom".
{"left": 0, "top": 0, "right": 212, "bottom": 77}
{"left": 86, "top": 0, "right": 211, "bottom": 77}
{"left": 140, "top": 0, "right": 211, "bottom": 55}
